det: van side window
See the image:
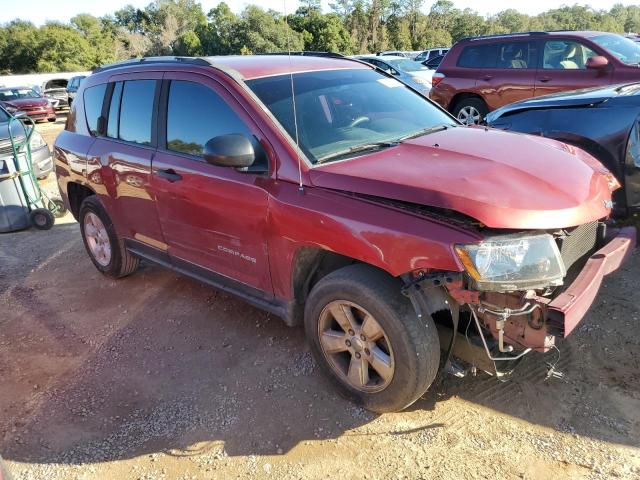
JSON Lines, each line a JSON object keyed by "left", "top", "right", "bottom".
{"left": 165, "top": 80, "right": 265, "bottom": 168}
{"left": 118, "top": 80, "right": 156, "bottom": 145}
{"left": 83, "top": 83, "right": 107, "bottom": 136}
{"left": 543, "top": 40, "right": 597, "bottom": 69}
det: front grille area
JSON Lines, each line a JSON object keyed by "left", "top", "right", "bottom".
{"left": 557, "top": 221, "right": 599, "bottom": 275}
{"left": 0, "top": 138, "right": 25, "bottom": 156}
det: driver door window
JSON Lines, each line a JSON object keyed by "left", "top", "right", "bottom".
{"left": 543, "top": 40, "right": 597, "bottom": 69}
{"left": 166, "top": 81, "right": 257, "bottom": 159}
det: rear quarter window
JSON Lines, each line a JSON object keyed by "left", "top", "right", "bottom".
{"left": 457, "top": 44, "right": 498, "bottom": 68}
{"left": 83, "top": 83, "right": 107, "bottom": 136}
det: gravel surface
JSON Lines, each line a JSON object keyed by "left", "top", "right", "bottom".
{"left": 0, "top": 119, "right": 639, "bottom": 479}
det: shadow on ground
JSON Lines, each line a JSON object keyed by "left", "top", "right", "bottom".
{"left": 0, "top": 224, "right": 638, "bottom": 467}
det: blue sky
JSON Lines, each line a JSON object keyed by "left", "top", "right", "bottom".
{"left": 3, "top": 0, "right": 639, "bottom": 26}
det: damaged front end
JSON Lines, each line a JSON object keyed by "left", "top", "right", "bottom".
{"left": 402, "top": 222, "right": 636, "bottom": 378}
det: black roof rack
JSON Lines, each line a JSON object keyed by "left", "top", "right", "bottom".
{"left": 257, "top": 51, "right": 345, "bottom": 58}
{"left": 461, "top": 31, "right": 550, "bottom": 42}
{"left": 93, "top": 56, "right": 213, "bottom": 73}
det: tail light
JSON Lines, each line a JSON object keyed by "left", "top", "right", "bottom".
{"left": 431, "top": 73, "right": 445, "bottom": 88}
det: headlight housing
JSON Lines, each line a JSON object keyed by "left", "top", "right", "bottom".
{"left": 455, "top": 233, "right": 566, "bottom": 292}
{"left": 29, "top": 130, "right": 47, "bottom": 150}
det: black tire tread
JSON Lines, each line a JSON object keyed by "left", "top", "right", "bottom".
{"left": 305, "top": 264, "right": 440, "bottom": 412}
{"left": 79, "top": 196, "right": 139, "bottom": 278}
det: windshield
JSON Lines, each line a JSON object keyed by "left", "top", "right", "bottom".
{"left": 592, "top": 34, "right": 640, "bottom": 65}
{"left": 387, "top": 59, "right": 428, "bottom": 72}
{"left": 246, "top": 69, "right": 455, "bottom": 164}
{"left": 0, "top": 88, "right": 40, "bottom": 101}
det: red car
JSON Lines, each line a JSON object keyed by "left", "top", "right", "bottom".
{"left": 430, "top": 31, "right": 640, "bottom": 124}
{"left": 0, "top": 86, "right": 56, "bottom": 123}
{"left": 54, "top": 55, "right": 634, "bottom": 412}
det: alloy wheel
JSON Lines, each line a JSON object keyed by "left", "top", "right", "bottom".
{"left": 318, "top": 300, "right": 395, "bottom": 392}
{"left": 84, "top": 212, "right": 112, "bottom": 267}
{"left": 457, "top": 106, "right": 482, "bottom": 125}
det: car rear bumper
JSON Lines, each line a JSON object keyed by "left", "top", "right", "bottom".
{"left": 547, "top": 226, "right": 636, "bottom": 337}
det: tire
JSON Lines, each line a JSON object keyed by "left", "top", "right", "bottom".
{"left": 452, "top": 97, "right": 488, "bottom": 125}
{"left": 29, "top": 208, "right": 55, "bottom": 230}
{"left": 79, "top": 196, "right": 139, "bottom": 278}
{"left": 304, "top": 264, "right": 440, "bottom": 413}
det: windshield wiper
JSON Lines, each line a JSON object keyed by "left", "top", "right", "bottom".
{"left": 397, "top": 124, "right": 453, "bottom": 142}
{"left": 316, "top": 140, "right": 399, "bottom": 163}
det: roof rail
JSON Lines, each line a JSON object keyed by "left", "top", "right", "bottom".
{"left": 93, "top": 56, "right": 213, "bottom": 73}
{"left": 462, "top": 31, "right": 550, "bottom": 42}
{"left": 257, "top": 51, "right": 345, "bottom": 58}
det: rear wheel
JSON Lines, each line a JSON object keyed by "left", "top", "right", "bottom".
{"left": 304, "top": 264, "right": 440, "bottom": 412}
{"left": 453, "top": 98, "right": 488, "bottom": 125}
{"left": 79, "top": 196, "right": 139, "bottom": 278}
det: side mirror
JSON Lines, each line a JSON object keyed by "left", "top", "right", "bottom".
{"left": 203, "top": 134, "right": 255, "bottom": 168}
{"left": 586, "top": 55, "right": 609, "bottom": 69}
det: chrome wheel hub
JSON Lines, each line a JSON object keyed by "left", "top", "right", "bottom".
{"left": 318, "top": 300, "right": 395, "bottom": 392}
{"left": 84, "top": 212, "right": 111, "bottom": 267}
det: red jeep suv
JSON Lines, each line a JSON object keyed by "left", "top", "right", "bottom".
{"left": 430, "top": 31, "right": 640, "bottom": 124}
{"left": 55, "top": 55, "right": 635, "bottom": 412}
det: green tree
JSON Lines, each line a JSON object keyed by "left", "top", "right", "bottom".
{"left": 35, "top": 22, "right": 95, "bottom": 71}
{"left": 0, "top": 20, "right": 39, "bottom": 73}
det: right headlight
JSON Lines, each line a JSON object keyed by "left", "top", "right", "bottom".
{"left": 455, "top": 233, "right": 566, "bottom": 292}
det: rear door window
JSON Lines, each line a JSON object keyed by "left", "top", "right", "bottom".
{"left": 118, "top": 80, "right": 156, "bottom": 145}
{"left": 107, "top": 82, "right": 123, "bottom": 139}
{"left": 83, "top": 83, "right": 107, "bottom": 136}
{"left": 495, "top": 41, "right": 538, "bottom": 69}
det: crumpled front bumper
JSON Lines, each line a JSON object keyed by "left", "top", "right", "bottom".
{"left": 547, "top": 226, "right": 636, "bottom": 337}
{"left": 467, "top": 226, "right": 636, "bottom": 353}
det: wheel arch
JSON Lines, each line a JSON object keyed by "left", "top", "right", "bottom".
{"left": 449, "top": 92, "right": 487, "bottom": 113}
{"left": 67, "top": 182, "right": 96, "bottom": 220}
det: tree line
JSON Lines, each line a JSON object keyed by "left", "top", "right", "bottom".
{"left": 2, "top": 0, "right": 640, "bottom": 74}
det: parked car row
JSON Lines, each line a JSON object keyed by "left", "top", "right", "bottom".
{"left": 430, "top": 30, "right": 640, "bottom": 125}
{"left": 54, "top": 53, "right": 634, "bottom": 414}
{"left": 356, "top": 55, "right": 435, "bottom": 94}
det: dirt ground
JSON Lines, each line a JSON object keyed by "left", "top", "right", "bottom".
{"left": 0, "top": 117, "right": 639, "bottom": 480}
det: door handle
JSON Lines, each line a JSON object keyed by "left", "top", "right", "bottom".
{"left": 481, "top": 74, "right": 493, "bottom": 81}
{"left": 156, "top": 168, "right": 182, "bottom": 183}
{"left": 538, "top": 76, "right": 551, "bottom": 83}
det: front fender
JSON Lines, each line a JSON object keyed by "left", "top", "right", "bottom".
{"left": 266, "top": 182, "right": 481, "bottom": 300}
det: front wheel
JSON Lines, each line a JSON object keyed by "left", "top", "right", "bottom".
{"left": 304, "top": 264, "right": 441, "bottom": 413}
{"left": 453, "top": 98, "right": 488, "bottom": 125}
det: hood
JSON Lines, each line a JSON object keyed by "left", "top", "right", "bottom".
{"left": 2, "top": 98, "right": 49, "bottom": 108}
{"left": 309, "top": 126, "right": 613, "bottom": 230}
{"left": 0, "top": 120, "right": 27, "bottom": 145}
{"left": 487, "top": 83, "right": 640, "bottom": 123}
